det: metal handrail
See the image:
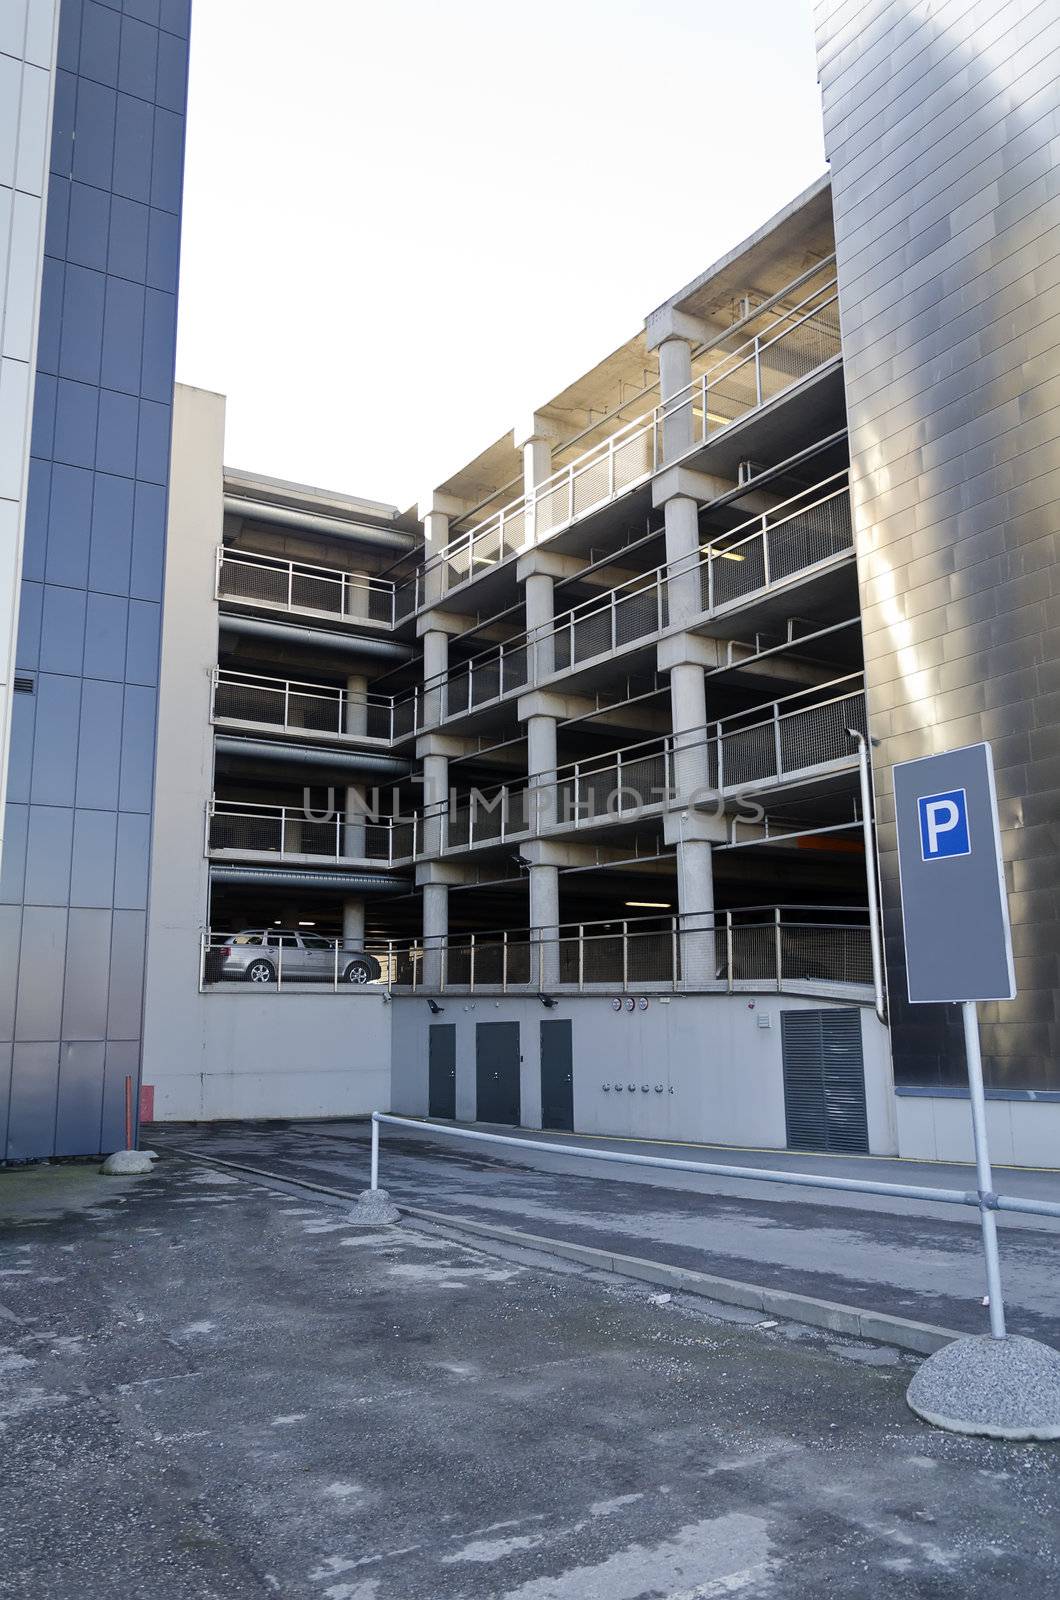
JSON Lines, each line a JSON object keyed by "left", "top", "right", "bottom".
{"left": 205, "top": 799, "right": 419, "bottom": 865}
{"left": 216, "top": 547, "right": 397, "bottom": 625}
{"left": 212, "top": 668, "right": 397, "bottom": 741}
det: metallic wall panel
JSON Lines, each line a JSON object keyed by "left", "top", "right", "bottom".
{"left": 0, "top": 0, "right": 189, "bottom": 1156}
{"left": 816, "top": 0, "right": 1060, "bottom": 1089}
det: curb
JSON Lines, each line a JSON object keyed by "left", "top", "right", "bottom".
{"left": 159, "top": 1144, "right": 958, "bottom": 1356}
{"left": 399, "top": 1205, "right": 957, "bottom": 1356}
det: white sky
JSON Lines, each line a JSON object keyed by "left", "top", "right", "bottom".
{"left": 175, "top": 1, "right": 827, "bottom": 511}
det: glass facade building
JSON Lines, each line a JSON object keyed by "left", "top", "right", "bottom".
{"left": 0, "top": 0, "right": 190, "bottom": 1158}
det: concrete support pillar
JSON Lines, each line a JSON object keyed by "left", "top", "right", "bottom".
{"left": 516, "top": 413, "right": 560, "bottom": 547}
{"left": 422, "top": 880, "right": 448, "bottom": 989}
{"left": 669, "top": 661, "right": 710, "bottom": 802}
{"left": 342, "top": 898, "right": 365, "bottom": 951}
{"left": 658, "top": 337, "right": 694, "bottom": 462}
{"left": 675, "top": 835, "right": 716, "bottom": 986}
{"left": 421, "top": 626, "right": 448, "bottom": 726}
{"left": 344, "top": 672, "right": 368, "bottom": 738}
{"left": 526, "top": 712, "right": 558, "bottom": 831}
{"left": 421, "top": 751, "right": 448, "bottom": 854}
{"left": 344, "top": 782, "right": 367, "bottom": 859}
{"left": 663, "top": 493, "right": 702, "bottom": 627}
{"left": 418, "top": 492, "right": 464, "bottom": 607}
{"left": 529, "top": 861, "right": 560, "bottom": 990}
{"left": 524, "top": 571, "right": 555, "bottom": 681}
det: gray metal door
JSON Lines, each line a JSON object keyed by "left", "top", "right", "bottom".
{"left": 475, "top": 1022, "right": 520, "bottom": 1126}
{"left": 781, "top": 1008, "right": 869, "bottom": 1153}
{"left": 428, "top": 1024, "right": 456, "bottom": 1118}
{"left": 540, "top": 1019, "right": 573, "bottom": 1131}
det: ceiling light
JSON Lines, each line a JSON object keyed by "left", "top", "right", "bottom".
{"left": 298, "top": 920, "right": 315, "bottom": 926}
{"left": 626, "top": 900, "right": 671, "bottom": 908}
{"left": 700, "top": 545, "right": 745, "bottom": 560}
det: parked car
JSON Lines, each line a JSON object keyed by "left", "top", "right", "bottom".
{"left": 205, "top": 929, "right": 382, "bottom": 985}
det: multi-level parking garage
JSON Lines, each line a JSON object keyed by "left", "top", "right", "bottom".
{"left": 141, "top": 180, "right": 897, "bottom": 1156}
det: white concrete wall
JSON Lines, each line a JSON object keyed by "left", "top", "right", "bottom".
{"left": 391, "top": 992, "right": 896, "bottom": 1155}
{"left": 0, "top": 0, "right": 59, "bottom": 866}
{"left": 149, "top": 990, "right": 392, "bottom": 1121}
{"left": 896, "top": 1094, "right": 1060, "bottom": 1171}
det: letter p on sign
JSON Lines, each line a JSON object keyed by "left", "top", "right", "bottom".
{"left": 918, "top": 788, "right": 970, "bottom": 860}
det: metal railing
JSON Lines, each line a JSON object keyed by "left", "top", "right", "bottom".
{"left": 389, "top": 906, "right": 873, "bottom": 996}
{"left": 205, "top": 799, "right": 419, "bottom": 864}
{"left": 211, "top": 669, "right": 397, "bottom": 741}
{"left": 444, "top": 783, "right": 532, "bottom": 850}
{"left": 400, "top": 271, "right": 840, "bottom": 610}
{"left": 390, "top": 476, "right": 853, "bottom": 739}
{"left": 216, "top": 547, "right": 397, "bottom": 626}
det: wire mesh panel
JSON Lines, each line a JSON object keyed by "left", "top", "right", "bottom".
{"left": 288, "top": 689, "right": 345, "bottom": 734}
{"left": 391, "top": 696, "right": 418, "bottom": 738}
{"left": 572, "top": 604, "right": 614, "bottom": 664}
{"left": 213, "top": 678, "right": 286, "bottom": 725}
{"left": 571, "top": 454, "right": 611, "bottom": 520}
{"left": 209, "top": 808, "right": 283, "bottom": 853}
{"left": 708, "top": 534, "right": 767, "bottom": 606}
{"left": 612, "top": 423, "right": 654, "bottom": 492}
{"left": 297, "top": 817, "right": 343, "bottom": 857}
{"left": 718, "top": 719, "right": 778, "bottom": 786}
{"left": 446, "top": 540, "right": 472, "bottom": 591}
{"left": 780, "top": 926, "right": 871, "bottom": 986}
{"left": 470, "top": 790, "right": 507, "bottom": 843}
{"left": 470, "top": 656, "right": 502, "bottom": 706}
{"left": 778, "top": 692, "right": 864, "bottom": 777}
{"left": 552, "top": 622, "right": 573, "bottom": 672}
{"left": 614, "top": 581, "right": 662, "bottom": 647}
{"left": 365, "top": 700, "right": 393, "bottom": 740}
{"left": 625, "top": 928, "right": 675, "bottom": 983}
{"left": 617, "top": 749, "right": 667, "bottom": 812}
{"left": 701, "top": 356, "right": 760, "bottom": 435}
{"left": 394, "top": 579, "right": 418, "bottom": 620}
{"left": 728, "top": 923, "right": 777, "bottom": 983}
{"left": 364, "top": 584, "right": 395, "bottom": 624}
{"left": 759, "top": 303, "right": 841, "bottom": 401}
{"left": 501, "top": 645, "right": 529, "bottom": 695}
{"left": 218, "top": 556, "right": 289, "bottom": 606}
{"left": 500, "top": 506, "right": 526, "bottom": 557}
{"left": 579, "top": 932, "right": 626, "bottom": 984}
{"left": 766, "top": 490, "right": 851, "bottom": 583}
{"left": 390, "top": 819, "right": 417, "bottom": 859}
{"left": 534, "top": 479, "right": 571, "bottom": 538}
{"left": 446, "top": 802, "right": 471, "bottom": 849}
{"left": 290, "top": 568, "right": 345, "bottom": 615}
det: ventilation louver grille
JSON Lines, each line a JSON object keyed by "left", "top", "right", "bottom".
{"left": 13, "top": 675, "right": 35, "bottom": 694}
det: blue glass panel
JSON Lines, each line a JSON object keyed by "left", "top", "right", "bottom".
{"left": 70, "top": 809, "right": 118, "bottom": 907}
{"left": 36, "top": 257, "right": 65, "bottom": 374}
{"left": 0, "top": 806, "right": 28, "bottom": 906}
{"left": 145, "top": 205, "right": 177, "bottom": 290}
{"left": 136, "top": 398, "right": 170, "bottom": 483}
{"left": 160, "top": 0, "right": 190, "bottom": 37}
{"left": 30, "top": 376, "right": 57, "bottom": 457}
{"left": 155, "top": 27, "right": 187, "bottom": 113}
{"left": 129, "top": 479, "right": 164, "bottom": 598}
{"left": 50, "top": 70, "right": 78, "bottom": 176}
{"left": 61, "top": 920, "right": 111, "bottom": 1038}
{"left": 57, "top": 0, "right": 84, "bottom": 73}
{"left": 20, "top": 460, "right": 50, "bottom": 582}
{"left": 112, "top": 91, "right": 153, "bottom": 202}
{"left": 53, "top": 379, "right": 100, "bottom": 470}
{"left": 88, "top": 471, "right": 135, "bottom": 593}
{"left": 5, "top": 691, "right": 36, "bottom": 804}
{"left": 55, "top": 1040, "right": 106, "bottom": 1152}
{"left": 14, "top": 911, "right": 67, "bottom": 1043}
{"left": 30, "top": 675, "right": 81, "bottom": 806}
{"left": 14, "top": 579, "right": 42, "bottom": 669}
{"left": 66, "top": 182, "right": 110, "bottom": 271}
{"left": 150, "top": 106, "right": 183, "bottom": 212}
{"left": 24, "top": 807, "right": 75, "bottom": 907}
{"left": 106, "top": 910, "right": 146, "bottom": 1038}
{"left": 72, "top": 77, "right": 116, "bottom": 189}
{"left": 83, "top": 591, "right": 128, "bottom": 680}
{"left": 44, "top": 176, "right": 70, "bottom": 259}
{"left": 79, "top": 1, "right": 121, "bottom": 88}
{"left": 73, "top": 679, "right": 123, "bottom": 808}
{"left": 118, "top": 15, "right": 157, "bottom": 100}
{"left": 118, "top": 684, "right": 156, "bottom": 810}
{"left": 140, "top": 288, "right": 174, "bottom": 401}
{"left": 0, "top": 908, "right": 20, "bottom": 1040}
{"left": 59, "top": 264, "right": 106, "bottom": 383}
{"left": 45, "top": 463, "right": 93, "bottom": 586}
{"left": 7, "top": 1044, "right": 60, "bottom": 1157}
{"left": 124, "top": 599, "right": 159, "bottom": 684}
{"left": 108, "top": 195, "right": 149, "bottom": 282}
{"left": 114, "top": 812, "right": 150, "bottom": 908}
{"left": 95, "top": 387, "right": 138, "bottom": 477}
{"left": 100, "top": 274, "right": 145, "bottom": 393}
{"left": 39, "top": 584, "right": 87, "bottom": 675}
{"left": 124, "top": 0, "right": 161, "bottom": 25}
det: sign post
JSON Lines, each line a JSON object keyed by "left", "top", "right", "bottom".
{"left": 892, "top": 742, "right": 1015, "bottom": 1341}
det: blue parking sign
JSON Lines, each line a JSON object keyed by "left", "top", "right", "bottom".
{"left": 917, "top": 788, "right": 970, "bottom": 860}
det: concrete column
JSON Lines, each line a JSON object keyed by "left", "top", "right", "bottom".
{"left": 342, "top": 897, "right": 365, "bottom": 953}
{"left": 658, "top": 337, "right": 694, "bottom": 461}
{"left": 422, "top": 880, "right": 448, "bottom": 989}
{"left": 526, "top": 712, "right": 558, "bottom": 831}
{"left": 669, "top": 661, "right": 710, "bottom": 803}
{"left": 344, "top": 782, "right": 367, "bottom": 859}
{"left": 421, "top": 750, "right": 449, "bottom": 855}
{"left": 524, "top": 571, "right": 555, "bottom": 681}
{"left": 675, "top": 834, "right": 716, "bottom": 986}
{"left": 529, "top": 861, "right": 560, "bottom": 990}
{"left": 421, "top": 625, "right": 448, "bottom": 726}
{"left": 662, "top": 493, "right": 702, "bottom": 627}
{"left": 516, "top": 413, "right": 559, "bottom": 548}
{"left": 344, "top": 672, "right": 368, "bottom": 738}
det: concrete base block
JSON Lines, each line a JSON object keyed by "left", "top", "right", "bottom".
{"left": 907, "top": 1334, "right": 1060, "bottom": 1440}
{"left": 349, "top": 1188, "right": 401, "bottom": 1226}
{"left": 101, "top": 1149, "right": 158, "bottom": 1175}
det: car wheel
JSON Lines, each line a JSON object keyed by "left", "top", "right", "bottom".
{"left": 245, "top": 958, "right": 276, "bottom": 984}
{"left": 343, "top": 959, "right": 373, "bottom": 985}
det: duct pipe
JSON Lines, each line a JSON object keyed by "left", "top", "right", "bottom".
{"left": 224, "top": 495, "right": 415, "bottom": 551}
{"left": 209, "top": 866, "right": 411, "bottom": 893}
{"left": 218, "top": 612, "right": 412, "bottom": 662}
{"left": 213, "top": 736, "right": 409, "bottom": 779}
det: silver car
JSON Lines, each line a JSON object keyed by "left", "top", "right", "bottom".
{"left": 207, "top": 929, "right": 381, "bottom": 985}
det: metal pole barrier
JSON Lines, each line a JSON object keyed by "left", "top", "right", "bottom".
{"left": 370, "top": 1114, "right": 379, "bottom": 1192}
{"left": 849, "top": 728, "right": 886, "bottom": 1022}
{"left": 962, "top": 1000, "right": 1007, "bottom": 1338}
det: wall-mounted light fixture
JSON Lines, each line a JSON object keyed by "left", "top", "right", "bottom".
{"left": 537, "top": 993, "right": 557, "bottom": 1009}
{"left": 426, "top": 998, "right": 444, "bottom": 1015}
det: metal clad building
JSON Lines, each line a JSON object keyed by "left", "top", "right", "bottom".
{"left": 0, "top": 0, "right": 190, "bottom": 1159}
{"left": 815, "top": 3, "right": 1060, "bottom": 1120}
